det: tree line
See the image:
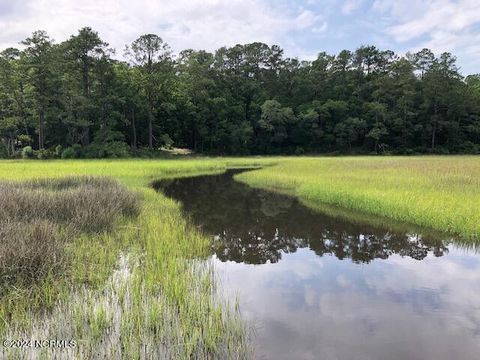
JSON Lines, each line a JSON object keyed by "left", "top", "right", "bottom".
{"left": 1, "top": 27, "right": 480, "bottom": 158}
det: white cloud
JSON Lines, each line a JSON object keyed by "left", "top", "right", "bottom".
{"left": 342, "top": 0, "right": 363, "bottom": 15}
{"left": 312, "top": 21, "right": 328, "bottom": 34}
{"left": 372, "top": 0, "right": 432, "bottom": 21}
{"left": 386, "top": 0, "right": 480, "bottom": 42}
{"left": 0, "top": 0, "right": 324, "bottom": 58}
{"left": 2, "top": 0, "right": 480, "bottom": 73}
{"left": 373, "top": 0, "right": 480, "bottom": 73}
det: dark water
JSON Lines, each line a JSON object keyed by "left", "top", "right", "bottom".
{"left": 153, "top": 170, "right": 480, "bottom": 360}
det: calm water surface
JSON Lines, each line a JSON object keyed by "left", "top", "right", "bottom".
{"left": 153, "top": 170, "right": 480, "bottom": 360}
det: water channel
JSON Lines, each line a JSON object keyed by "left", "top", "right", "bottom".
{"left": 153, "top": 169, "right": 480, "bottom": 360}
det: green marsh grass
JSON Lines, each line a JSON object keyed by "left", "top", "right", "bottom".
{"left": 236, "top": 156, "right": 480, "bottom": 240}
{"left": 0, "top": 158, "right": 272, "bottom": 359}
{"left": 2, "top": 155, "right": 477, "bottom": 358}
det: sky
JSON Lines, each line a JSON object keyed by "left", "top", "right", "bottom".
{"left": 1, "top": 0, "right": 480, "bottom": 74}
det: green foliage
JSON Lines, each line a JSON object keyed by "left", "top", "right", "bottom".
{"left": 294, "top": 146, "right": 305, "bottom": 155}
{"left": 0, "top": 28, "right": 479, "bottom": 156}
{"left": 85, "top": 141, "right": 130, "bottom": 158}
{"left": 61, "top": 144, "right": 83, "bottom": 159}
{"left": 85, "top": 128, "right": 130, "bottom": 158}
{"left": 0, "top": 143, "right": 8, "bottom": 158}
{"left": 17, "top": 134, "right": 32, "bottom": 146}
{"left": 259, "top": 100, "right": 296, "bottom": 152}
{"left": 21, "top": 146, "right": 34, "bottom": 159}
{"left": 35, "top": 148, "right": 54, "bottom": 159}
{"left": 55, "top": 144, "right": 63, "bottom": 157}
{"left": 61, "top": 147, "right": 76, "bottom": 159}
{"left": 160, "top": 133, "right": 174, "bottom": 149}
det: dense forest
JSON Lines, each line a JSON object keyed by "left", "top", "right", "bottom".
{"left": 1, "top": 27, "right": 480, "bottom": 158}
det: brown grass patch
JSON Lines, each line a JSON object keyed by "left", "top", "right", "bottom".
{"left": 0, "top": 177, "right": 140, "bottom": 294}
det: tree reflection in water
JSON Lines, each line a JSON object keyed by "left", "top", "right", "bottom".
{"left": 153, "top": 170, "right": 448, "bottom": 265}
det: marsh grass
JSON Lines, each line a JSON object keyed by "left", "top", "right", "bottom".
{"left": 1, "top": 156, "right": 478, "bottom": 358}
{"left": 2, "top": 254, "right": 251, "bottom": 360}
{"left": 0, "top": 159, "right": 264, "bottom": 359}
{"left": 0, "top": 177, "right": 139, "bottom": 233}
{"left": 2, "top": 188, "right": 253, "bottom": 359}
{"left": 236, "top": 156, "right": 480, "bottom": 240}
{"left": 0, "top": 177, "right": 140, "bottom": 327}
{"left": 0, "top": 221, "right": 64, "bottom": 289}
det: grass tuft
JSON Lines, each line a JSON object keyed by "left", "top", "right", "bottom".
{"left": 0, "top": 176, "right": 140, "bottom": 327}
{"left": 0, "top": 177, "right": 140, "bottom": 233}
{"left": 0, "top": 220, "right": 63, "bottom": 288}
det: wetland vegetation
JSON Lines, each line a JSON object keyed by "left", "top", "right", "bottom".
{"left": 0, "top": 177, "right": 139, "bottom": 318}
{"left": 0, "top": 158, "right": 270, "bottom": 359}
{"left": 237, "top": 156, "right": 480, "bottom": 240}
{"left": 0, "top": 156, "right": 478, "bottom": 358}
